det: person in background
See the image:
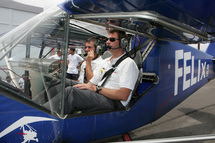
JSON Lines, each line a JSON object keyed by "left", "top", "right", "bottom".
{"left": 5, "top": 76, "right": 15, "bottom": 87}
{"left": 48, "top": 49, "right": 62, "bottom": 60}
{"left": 18, "top": 74, "right": 25, "bottom": 90}
{"left": 66, "top": 47, "right": 84, "bottom": 80}
{"left": 106, "top": 19, "right": 120, "bottom": 31}
{"left": 76, "top": 48, "right": 83, "bottom": 56}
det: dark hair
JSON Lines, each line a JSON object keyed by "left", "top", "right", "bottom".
{"left": 108, "top": 29, "right": 128, "bottom": 49}
{"left": 86, "top": 37, "right": 98, "bottom": 48}
{"left": 57, "top": 49, "right": 61, "bottom": 54}
{"left": 69, "top": 47, "right": 75, "bottom": 52}
{"left": 108, "top": 29, "right": 128, "bottom": 41}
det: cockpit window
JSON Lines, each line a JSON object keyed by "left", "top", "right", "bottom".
{"left": 0, "top": 6, "right": 108, "bottom": 117}
{"left": 0, "top": 6, "right": 69, "bottom": 116}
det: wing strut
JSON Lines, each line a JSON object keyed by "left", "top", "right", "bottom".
{"left": 142, "top": 39, "right": 156, "bottom": 63}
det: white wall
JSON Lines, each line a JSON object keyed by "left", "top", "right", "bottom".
{"left": 0, "top": 7, "right": 39, "bottom": 34}
{"left": 0, "top": 2, "right": 43, "bottom": 80}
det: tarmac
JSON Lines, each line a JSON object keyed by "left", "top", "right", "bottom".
{"left": 128, "top": 78, "right": 215, "bottom": 143}
{"left": 105, "top": 78, "right": 215, "bottom": 143}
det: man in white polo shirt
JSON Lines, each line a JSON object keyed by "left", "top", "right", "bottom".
{"left": 66, "top": 47, "right": 84, "bottom": 80}
{"left": 78, "top": 37, "right": 103, "bottom": 83}
{"left": 48, "top": 49, "right": 62, "bottom": 60}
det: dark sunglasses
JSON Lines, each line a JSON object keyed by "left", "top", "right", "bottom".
{"left": 106, "top": 37, "right": 119, "bottom": 42}
{"left": 107, "top": 20, "right": 119, "bottom": 24}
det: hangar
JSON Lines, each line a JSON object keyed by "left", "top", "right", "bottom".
{"left": 0, "top": 0, "right": 43, "bottom": 35}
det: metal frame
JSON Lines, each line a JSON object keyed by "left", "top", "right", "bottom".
{"left": 59, "top": 13, "right": 70, "bottom": 118}
{"left": 71, "top": 11, "right": 210, "bottom": 43}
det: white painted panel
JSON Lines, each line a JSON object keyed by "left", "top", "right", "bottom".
{"left": 13, "top": 10, "right": 36, "bottom": 25}
{"left": 0, "top": 7, "right": 11, "bottom": 24}
{"left": 0, "top": 24, "right": 10, "bottom": 34}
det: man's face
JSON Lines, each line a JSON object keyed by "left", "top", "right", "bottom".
{"left": 68, "top": 48, "right": 74, "bottom": 54}
{"left": 58, "top": 50, "right": 62, "bottom": 56}
{"left": 106, "top": 19, "right": 120, "bottom": 30}
{"left": 106, "top": 32, "right": 120, "bottom": 50}
{"left": 85, "top": 41, "right": 95, "bottom": 53}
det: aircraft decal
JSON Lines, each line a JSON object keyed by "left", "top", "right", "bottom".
{"left": 19, "top": 124, "right": 38, "bottom": 143}
{"left": 100, "top": 67, "right": 106, "bottom": 74}
{"left": 174, "top": 50, "right": 209, "bottom": 96}
{"left": 0, "top": 116, "right": 58, "bottom": 142}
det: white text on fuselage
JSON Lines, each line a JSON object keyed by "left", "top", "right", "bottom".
{"left": 174, "top": 50, "right": 209, "bottom": 96}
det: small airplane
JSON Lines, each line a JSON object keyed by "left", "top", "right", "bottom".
{"left": 0, "top": 0, "right": 215, "bottom": 142}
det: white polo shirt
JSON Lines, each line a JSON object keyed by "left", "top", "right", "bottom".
{"left": 67, "top": 54, "right": 84, "bottom": 74}
{"left": 90, "top": 54, "right": 139, "bottom": 106}
{"left": 78, "top": 56, "right": 103, "bottom": 83}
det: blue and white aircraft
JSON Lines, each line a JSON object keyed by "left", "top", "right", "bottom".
{"left": 0, "top": 0, "right": 215, "bottom": 142}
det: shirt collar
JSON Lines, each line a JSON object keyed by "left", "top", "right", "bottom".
{"left": 109, "top": 53, "right": 125, "bottom": 65}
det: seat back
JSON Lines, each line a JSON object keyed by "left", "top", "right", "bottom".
{"left": 101, "top": 51, "right": 112, "bottom": 59}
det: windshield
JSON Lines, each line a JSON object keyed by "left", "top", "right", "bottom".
{"left": 0, "top": 6, "right": 69, "bottom": 115}
{"left": 0, "top": 6, "right": 108, "bottom": 117}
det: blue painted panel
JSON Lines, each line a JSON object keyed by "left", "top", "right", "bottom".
{"left": 62, "top": 116, "right": 95, "bottom": 142}
{"left": 206, "top": 43, "right": 215, "bottom": 57}
{"left": 0, "top": 95, "right": 62, "bottom": 143}
{"left": 154, "top": 41, "right": 214, "bottom": 117}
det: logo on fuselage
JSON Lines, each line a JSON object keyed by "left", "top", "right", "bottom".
{"left": 19, "top": 124, "right": 38, "bottom": 143}
{"left": 174, "top": 50, "right": 209, "bottom": 96}
{"left": 0, "top": 116, "right": 58, "bottom": 143}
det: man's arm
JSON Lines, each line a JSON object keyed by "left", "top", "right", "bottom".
{"left": 74, "top": 82, "right": 131, "bottom": 101}
{"left": 77, "top": 60, "right": 84, "bottom": 68}
{"left": 85, "top": 50, "right": 96, "bottom": 82}
{"left": 97, "top": 87, "right": 131, "bottom": 101}
{"left": 85, "top": 60, "right": 93, "bottom": 82}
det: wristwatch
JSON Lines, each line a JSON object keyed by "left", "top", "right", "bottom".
{"left": 96, "top": 85, "right": 102, "bottom": 93}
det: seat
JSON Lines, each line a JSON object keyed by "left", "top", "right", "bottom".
{"left": 101, "top": 51, "right": 112, "bottom": 59}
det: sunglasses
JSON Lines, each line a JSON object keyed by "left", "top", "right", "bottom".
{"left": 107, "top": 20, "right": 119, "bottom": 24}
{"left": 106, "top": 37, "right": 119, "bottom": 42}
